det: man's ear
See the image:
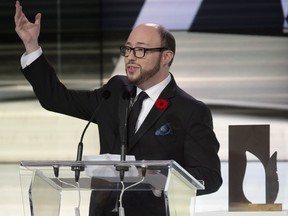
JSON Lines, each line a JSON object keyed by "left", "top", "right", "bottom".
{"left": 162, "top": 50, "right": 174, "bottom": 66}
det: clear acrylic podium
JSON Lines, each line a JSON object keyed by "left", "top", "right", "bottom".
{"left": 20, "top": 160, "right": 204, "bottom": 216}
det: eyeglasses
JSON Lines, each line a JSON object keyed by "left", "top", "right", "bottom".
{"left": 120, "top": 45, "right": 168, "bottom": 58}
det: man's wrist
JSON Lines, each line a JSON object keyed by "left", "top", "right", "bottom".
{"left": 24, "top": 42, "right": 40, "bottom": 54}
{"left": 21, "top": 47, "right": 42, "bottom": 69}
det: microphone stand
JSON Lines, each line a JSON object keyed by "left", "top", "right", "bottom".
{"left": 71, "top": 90, "right": 111, "bottom": 182}
{"left": 116, "top": 90, "right": 131, "bottom": 181}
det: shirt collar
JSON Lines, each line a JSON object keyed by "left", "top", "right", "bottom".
{"left": 136, "top": 74, "right": 171, "bottom": 102}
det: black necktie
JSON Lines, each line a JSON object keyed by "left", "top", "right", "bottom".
{"left": 128, "top": 91, "right": 148, "bottom": 139}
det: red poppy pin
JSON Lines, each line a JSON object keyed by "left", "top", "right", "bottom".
{"left": 155, "top": 99, "right": 169, "bottom": 110}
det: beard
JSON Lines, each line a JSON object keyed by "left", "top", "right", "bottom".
{"left": 126, "top": 57, "right": 161, "bottom": 86}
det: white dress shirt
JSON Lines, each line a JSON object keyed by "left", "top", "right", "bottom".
{"left": 135, "top": 74, "right": 171, "bottom": 131}
{"left": 20, "top": 47, "right": 42, "bottom": 69}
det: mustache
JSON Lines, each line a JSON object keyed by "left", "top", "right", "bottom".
{"left": 127, "top": 60, "right": 138, "bottom": 65}
{"left": 126, "top": 61, "right": 141, "bottom": 69}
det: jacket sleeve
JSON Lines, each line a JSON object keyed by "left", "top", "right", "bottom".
{"left": 184, "top": 102, "right": 222, "bottom": 195}
{"left": 22, "top": 54, "right": 100, "bottom": 121}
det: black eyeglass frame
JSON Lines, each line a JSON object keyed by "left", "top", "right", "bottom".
{"left": 120, "top": 45, "right": 168, "bottom": 58}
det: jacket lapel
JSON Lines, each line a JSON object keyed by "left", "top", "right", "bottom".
{"left": 129, "top": 105, "right": 165, "bottom": 148}
{"left": 128, "top": 76, "right": 177, "bottom": 151}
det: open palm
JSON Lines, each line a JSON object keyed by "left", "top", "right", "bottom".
{"left": 14, "top": 1, "right": 41, "bottom": 53}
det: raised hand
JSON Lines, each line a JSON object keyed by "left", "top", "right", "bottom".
{"left": 14, "top": 0, "right": 41, "bottom": 54}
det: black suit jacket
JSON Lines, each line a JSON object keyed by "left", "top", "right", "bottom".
{"left": 22, "top": 54, "right": 222, "bottom": 195}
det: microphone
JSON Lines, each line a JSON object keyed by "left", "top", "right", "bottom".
{"left": 116, "top": 87, "right": 132, "bottom": 181}
{"left": 120, "top": 89, "right": 132, "bottom": 161}
{"left": 72, "top": 90, "right": 111, "bottom": 182}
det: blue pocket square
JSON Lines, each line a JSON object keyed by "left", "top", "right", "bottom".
{"left": 155, "top": 123, "right": 173, "bottom": 136}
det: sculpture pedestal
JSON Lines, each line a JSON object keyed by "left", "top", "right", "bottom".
{"left": 229, "top": 203, "right": 282, "bottom": 211}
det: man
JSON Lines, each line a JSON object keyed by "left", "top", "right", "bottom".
{"left": 15, "top": 1, "right": 222, "bottom": 215}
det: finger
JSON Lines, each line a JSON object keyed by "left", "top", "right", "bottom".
{"left": 14, "top": 1, "right": 22, "bottom": 22}
{"left": 16, "top": 14, "right": 27, "bottom": 29}
{"left": 14, "top": 1, "right": 25, "bottom": 25}
{"left": 15, "top": 0, "right": 20, "bottom": 8}
{"left": 35, "top": 13, "right": 42, "bottom": 25}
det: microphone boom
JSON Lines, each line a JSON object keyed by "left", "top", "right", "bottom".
{"left": 71, "top": 90, "right": 111, "bottom": 182}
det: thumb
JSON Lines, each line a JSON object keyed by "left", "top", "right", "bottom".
{"left": 35, "top": 13, "right": 41, "bottom": 25}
